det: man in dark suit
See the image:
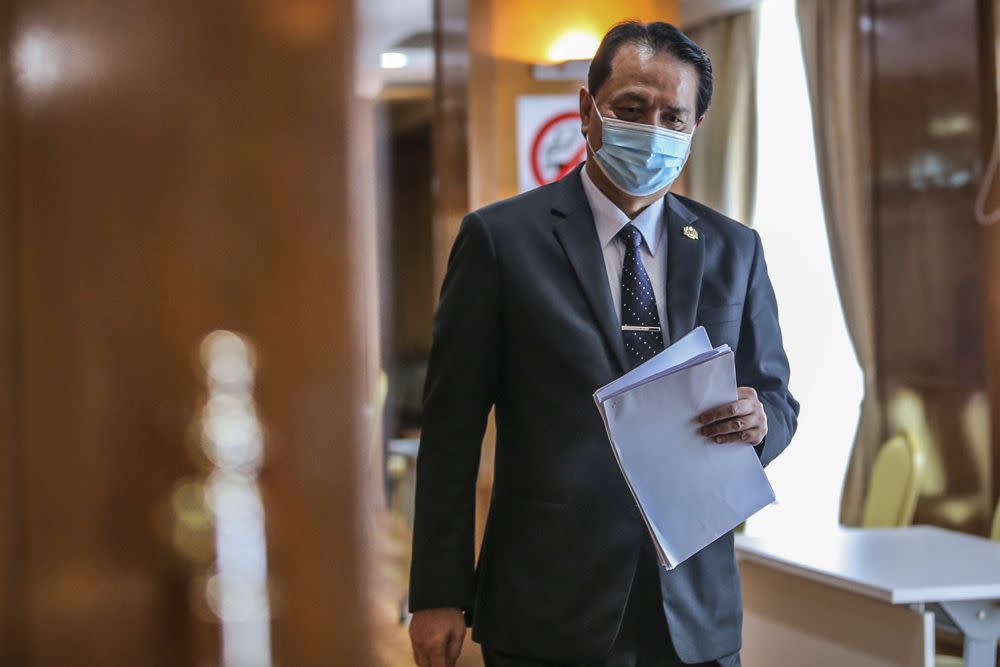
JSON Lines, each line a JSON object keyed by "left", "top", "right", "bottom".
{"left": 408, "top": 20, "right": 799, "bottom": 667}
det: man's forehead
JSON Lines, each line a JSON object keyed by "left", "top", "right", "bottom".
{"left": 602, "top": 43, "right": 698, "bottom": 98}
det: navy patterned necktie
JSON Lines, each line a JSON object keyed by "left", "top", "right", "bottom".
{"left": 618, "top": 224, "right": 665, "bottom": 369}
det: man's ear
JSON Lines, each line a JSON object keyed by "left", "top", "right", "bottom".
{"left": 579, "top": 87, "right": 592, "bottom": 138}
{"left": 694, "top": 114, "right": 707, "bottom": 132}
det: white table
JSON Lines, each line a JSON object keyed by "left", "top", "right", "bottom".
{"left": 387, "top": 437, "right": 420, "bottom": 459}
{"left": 736, "top": 526, "right": 1000, "bottom": 667}
{"left": 386, "top": 437, "right": 420, "bottom": 526}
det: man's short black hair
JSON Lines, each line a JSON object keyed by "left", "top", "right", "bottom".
{"left": 588, "top": 20, "right": 713, "bottom": 119}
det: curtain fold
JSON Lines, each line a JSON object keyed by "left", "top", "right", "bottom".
{"left": 796, "top": 0, "right": 879, "bottom": 525}
{"left": 686, "top": 8, "right": 761, "bottom": 226}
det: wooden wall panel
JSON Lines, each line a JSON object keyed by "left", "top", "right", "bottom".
{"left": 4, "top": 0, "right": 370, "bottom": 664}
{"left": 984, "top": 0, "right": 1000, "bottom": 517}
{"left": 870, "top": 0, "right": 993, "bottom": 531}
{"left": 432, "top": 0, "right": 472, "bottom": 292}
{"left": 387, "top": 104, "right": 435, "bottom": 363}
{"left": 0, "top": 0, "right": 24, "bottom": 662}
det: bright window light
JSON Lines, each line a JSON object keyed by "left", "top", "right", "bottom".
{"left": 546, "top": 29, "right": 600, "bottom": 62}
{"left": 745, "top": 0, "right": 864, "bottom": 536}
{"left": 380, "top": 51, "right": 409, "bottom": 69}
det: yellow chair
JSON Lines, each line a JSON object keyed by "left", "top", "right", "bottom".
{"left": 860, "top": 433, "right": 925, "bottom": 528}
{"left": 991, "top": 496, "right": 1000, "bottom": 542}
{"left": 895, "top": 389, "right": 992, "bottom": 533}
{"left": 936, "top": 649, "right": 964, "bottom": 665}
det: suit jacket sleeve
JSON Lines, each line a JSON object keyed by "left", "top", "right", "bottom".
{"left": 737, "top": 230, "right": 800, "bottom": 467}
{"left": 408, "top": 212, "right": 499, "bottom": 613}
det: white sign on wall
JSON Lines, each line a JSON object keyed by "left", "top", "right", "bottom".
{"left": 515, "top": 95, "right": 587, "bottom": 193}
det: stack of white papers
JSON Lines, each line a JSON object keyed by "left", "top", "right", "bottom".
{"left": 594, "top": 327, "right": 775, "bottom": 570}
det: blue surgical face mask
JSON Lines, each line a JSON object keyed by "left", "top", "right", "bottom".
{"left": 587, "top": 104, "right": 693, "bottom": 197}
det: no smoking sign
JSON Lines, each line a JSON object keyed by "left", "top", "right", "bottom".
{"left": 516, "top": 95, "right": 586, "bottom": 193}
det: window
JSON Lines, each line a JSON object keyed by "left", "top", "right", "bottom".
{"left": 745, "top": 0, "right": 864, "bottom": 534}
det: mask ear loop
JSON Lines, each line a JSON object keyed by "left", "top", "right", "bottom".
{"left": 585, "top": 101, "right": 603, "bottom": 156}
{"left": 584, "top": 100, "right": 628, "bottom": 192}
{"left": 974, "top": 129, "right": 1000, "bottom": 225}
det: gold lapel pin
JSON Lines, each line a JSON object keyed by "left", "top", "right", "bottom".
{"left": 682, "top": 225, "right": 699, "bottom": 240}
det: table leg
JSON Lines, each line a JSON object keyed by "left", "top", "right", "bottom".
{"left": 963, "top": 637, "right": 995, "bottom": 667}
{"left": 934, "top": 600, "right": 999, "bottom": 667}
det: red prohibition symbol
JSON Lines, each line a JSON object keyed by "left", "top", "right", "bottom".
{"left": 529, "top": 111, "right": 587, "bottom": 187}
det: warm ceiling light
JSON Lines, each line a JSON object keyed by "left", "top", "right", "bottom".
{"left": 546, "top": 29, "right": 600, "bottom": 62}
{"left": 380, "top": 51, "right": 408, "bottom": 69}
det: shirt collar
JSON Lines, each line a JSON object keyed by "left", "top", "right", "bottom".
{"left": 580, "top": 164, "right": 665, "bottom": 256}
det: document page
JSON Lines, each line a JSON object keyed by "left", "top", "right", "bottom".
{"left": 594, "top": 329, "right": 775, "bottom": 569}
{"left": 594, "top": 326, "right": 713, "bottom": 403}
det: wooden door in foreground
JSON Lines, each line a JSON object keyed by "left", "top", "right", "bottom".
{"left": 0, "top": 1, "right": 370, "bottom": 665}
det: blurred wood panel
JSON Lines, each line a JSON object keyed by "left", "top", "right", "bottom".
{"left": 985, "top": 0, "right": 1000, "bottom": 523}
{"left": 432, "top": 0, "right": 472, "bottom": 290}
{"left": 870, "top": 0, "right": 993, "bottom": 532}
{"left": 871, "top": 0, "right": 986, "bottom": 385}
{"left": 386, "top": 103, "right": 435, "bottom": 363}
{"left": 0, "top": 1, "right": 25, "bottom": 663}
{"left": 3, "top": 0, "right": 369, "bottom": 665}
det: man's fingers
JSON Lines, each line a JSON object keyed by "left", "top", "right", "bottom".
{"left": 445, "top": 628, "right": 465, "bottom": 664}
{"left": 409, "top": 609, "right": 464, "bottom": 667}
{"left": 427, "top": 646, "right": 448, "bottom": 667}
{"left": 700, "top": 412, "right": 763, "bottom": 438}
{"left": 697, "top": 398, "right": 757, "bottom": 427}
{"left": 411, "top": 636, "right": 445, "bottom": 667}
{"left": 700, "top": 406, "right": 761, "bottom": 435}
{"left": 712, "top": 427, "right": 764, "bottom": 445}
{"left": 409, "top": 631, "right": 426, "bottom": 666}
{"left": 413, "top": 645, "right": 434, "bottom": 667}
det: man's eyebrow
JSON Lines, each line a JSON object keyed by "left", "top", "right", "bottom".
{"left": 612, "top": 91, "right": 650, "bottom": 104}
{"left": 611, "top": 92, "right": 690, "bottom": 116}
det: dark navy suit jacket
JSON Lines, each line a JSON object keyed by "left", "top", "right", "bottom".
{"left": 409, "top": 166, "right": 799, "bottom": 663}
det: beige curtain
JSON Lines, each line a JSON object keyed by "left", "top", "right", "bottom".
{"left": 685, "top": 8, "right": 761, "bottom": 226}
{"left": 796, "top": 0, "right": 879, "bottom": 525}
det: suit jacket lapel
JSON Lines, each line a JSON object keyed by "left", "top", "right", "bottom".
{"left": 664, "top": 193, "right": 705, "bottom": 344}
{"left": 551, "top": 168, "right": 630, "bottom": 375}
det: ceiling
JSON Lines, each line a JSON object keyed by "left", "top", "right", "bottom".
{"left": 356, "top": 0, "right": 434, "bottom": 97}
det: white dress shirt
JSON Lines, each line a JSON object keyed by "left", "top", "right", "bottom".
{"left": 580, "top": 165, "right": 671, "bottom": 347}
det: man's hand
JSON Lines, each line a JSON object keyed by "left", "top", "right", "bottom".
{"left": 409, "top": 608, "right": 466, "bottom": 667}
{"left": 697, "top": 386, "right": 767, "bottom": 445}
